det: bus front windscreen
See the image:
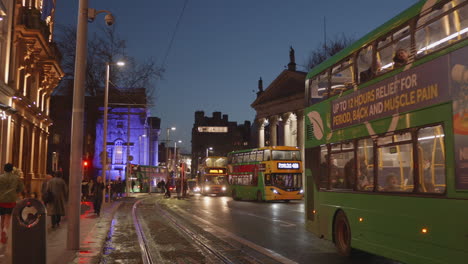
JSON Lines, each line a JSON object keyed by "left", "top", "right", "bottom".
{"left": 272, "top": 150, "right": 301, "bottom": 161}
{"left": 204, "top": 175, "right": 226, "bottom": 185}
{"left": 266, "top": 173, "right": 302, "bottom": 190}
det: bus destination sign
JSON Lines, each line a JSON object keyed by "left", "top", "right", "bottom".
{"left": 277, "top": 162, "right": 300, "bottom": 170}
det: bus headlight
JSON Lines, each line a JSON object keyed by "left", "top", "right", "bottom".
{"left": 299, "top": 189, "right": 304, "bottom": 194}
{"left": 194, "top": 187, "right": 200, "bottom": 192}
{"left": 222, "top": 186, "right": 226, "bottom": 191}
{"left": 205, "top": 186, "right": 210, "bottom": 191}
{"left": 270, "top": 188, "right": 281, "bottom": 195}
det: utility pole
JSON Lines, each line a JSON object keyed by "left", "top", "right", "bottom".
{"left": 126, "top": 105, "right": 131, "bottom": 197}
{"left": 68, "top": 0, "right": 88, "bottom": 250}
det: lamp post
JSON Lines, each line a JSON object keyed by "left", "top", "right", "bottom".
{"left": 206, "top": 147, "right": 213, "bottom": 157}
{"left": 174, "top": 140, "right": 181, "bottom": 197}
{"left": 165, "top": 127, "right": 176, "bottom": 166}
{"left": 69, "top": 1, "right": 115, "bottom": 250}
{"left": 101, "top": 61, "right": 125, "bottom": 203}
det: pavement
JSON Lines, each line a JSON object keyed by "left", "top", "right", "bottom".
{"left": 0, "top": 196, "right": 126, "bottom": 264}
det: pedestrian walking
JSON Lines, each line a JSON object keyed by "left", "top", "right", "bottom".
{"left": 160, "top": 179, "right": 166, "bottom": 193}
{"left": 47, "top": 171, "right": 68, "bottom": 228}
{"left": 0, "top": 163, "right": 24, "bottom": 244}
{"left": 116, "top": 177, "right": 123, "bottom": 198}
{"left": 81, "top": 179, "right": 89, "bottom": 201}
{"left": 40, "top": 174, "right": 53, "bottom": 204}
{"left": 92, "top": 176, "right": 105, "bottom": 216}
{"left": 131, "top": 179, "right": 136, "bottom": 193}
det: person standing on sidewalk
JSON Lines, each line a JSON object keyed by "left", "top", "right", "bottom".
{"left": 92, "top": 176, "right": 105, "bottom": 216}
{"left": 0, "top": 163, "right": 24, "bottom": 244}
{"left": 47, "top": 171, "right": 68, "bottom": 228}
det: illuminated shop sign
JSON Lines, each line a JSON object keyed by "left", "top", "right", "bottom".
{"left": 197, "top": 126, "right": 228, "bottom": 133}
{"left": 277, "top": 162, "right": 300, "bottom": 170}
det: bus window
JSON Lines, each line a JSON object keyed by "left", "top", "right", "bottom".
{"left": 271, "top": 173, "right": 302, "bottom": 190}
{"left": 330, "top": 57, "right": 354, "bottom": 96}
{"left": 318, "top": 71, "right": 330, "bottom": 98}
{"left": 417, "top": 125, "right": 446, "bottom": 194}
{"left": 264, "top": 149, "right": 271, "bottom": 161}
{"left": 271, "top": 150, "right": 301, "bottom": 160}
{"left": 308, "top": 77, "right": 324, "bottom": 103}
{"left": 416, "top": 1, "right": 468, "bottom": 58}
{"left": 378, "top": 25, "right": 411, "bottom": 71}
{"left": 249, "top": 151, "right": 256, "bottom": 162}
{"left": 378, "top": 141, "right": 413, "bottom": 193}
{"left": 319, "top": 146, "right": 329, "bottom": 189}
{"left": 357, "top": 138, "right": 374, "bottom": 191}
{"left": 265, "top": 174, "right": 272, "bottom": 185}
{"left": 357, "top": 45, "right": 374, "bottom": 84}
{"left": 256, "top": 150, "right": 264, "bottom": 161}
{"left": 331, "top": 147, "right": 354, "bottom": 190}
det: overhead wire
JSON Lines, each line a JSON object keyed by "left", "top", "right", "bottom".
{"left": 160, "top": 0, "right": 189, "bottom": 68}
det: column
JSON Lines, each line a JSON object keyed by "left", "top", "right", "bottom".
{"left": 291, "top": 114, "right": 298, "bottom": 147}
{"left": 270, "top": 116, "right": 278, "bottom": 147}
{"left": 258, "top": 118, "right": 265, "bottom": 148}
{"left": 282, "top": 113, "right": 291, "bottom": 146}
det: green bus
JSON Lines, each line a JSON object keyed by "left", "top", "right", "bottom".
{"left": 227, "top": 146, "right": 303, "bottom": 202}
{"left": 304, "top": 1, "right": 468, "bottom": 263}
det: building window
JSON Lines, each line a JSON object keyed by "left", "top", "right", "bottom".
{"left": 113, "top": 139, "right": 124, "bottom": 164}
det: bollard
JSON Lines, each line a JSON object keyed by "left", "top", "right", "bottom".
{"left": 12, "top": 198, "right": 47, "bottom": 264}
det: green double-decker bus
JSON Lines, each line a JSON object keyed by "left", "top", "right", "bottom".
{"left": 228, "top": 146, "right": 303, "bottom": 202}
{"left": 304, "top": 1, "right": 468, "bottom": 263}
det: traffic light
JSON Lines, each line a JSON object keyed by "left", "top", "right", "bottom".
{"left": 83, "top": 160, "right": 90, "bottom": 178}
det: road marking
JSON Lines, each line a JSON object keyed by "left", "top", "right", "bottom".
{"left": 173, "top": 205, "right": 298, "bottom": 264}
{"left": 244, "top": 213, "right": 296, "bottom": 227}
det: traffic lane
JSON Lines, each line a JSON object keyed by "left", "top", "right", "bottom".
{"left": 182, "top": 194, "right": 400, "bottom": 264}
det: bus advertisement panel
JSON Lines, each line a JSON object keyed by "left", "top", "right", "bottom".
{"left": 227, "top": 146, "right": 303, "bottom": 202}
{"left": 304, "top": 1, "right": 468, "bottom": 263}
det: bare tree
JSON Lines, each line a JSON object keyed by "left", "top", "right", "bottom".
{"left": 55, "top": 24, "right": 163, "bottom": 98}
{"left": 305, "top": 34, "right": 354, "bottom": 70}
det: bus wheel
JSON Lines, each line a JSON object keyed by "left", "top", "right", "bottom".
{"left": 256, "top": 191, "right": 263, "bottom": 202}
{"left": 334, "top": 210, "right": 352, "bottom": 256}
{"left": 232, "top": 190, "right": 239, "bottom": 201}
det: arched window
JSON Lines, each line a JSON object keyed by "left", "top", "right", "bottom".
{"left": 113, "top": 139, "right": 124, "bottom": 164}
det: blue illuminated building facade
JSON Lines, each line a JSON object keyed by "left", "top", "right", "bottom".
{"left": 48, "top": 83, "right": 160, "bottom": 182}
{"left": 93, "top": 88, "right": 160, "bottom": 181}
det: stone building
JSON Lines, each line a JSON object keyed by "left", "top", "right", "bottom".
{"left": 49, "top": 81, "right": 158, "bottom": 182}
{"left": 92, "top": 88, "right": 159, "bottom": 181}
{"left": 0, "top": 0, "right": 63, "bottom": 195}
{"left": 191, "top": 111, "right": 251, "bottom": 177}
{"left": 251, "top": 47, "right": 305, "bottom": 150}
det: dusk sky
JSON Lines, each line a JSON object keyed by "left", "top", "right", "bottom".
{"left": 55, "top": 0, "right": 417, "bottom": 153}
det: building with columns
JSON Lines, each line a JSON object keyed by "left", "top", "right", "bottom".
{"left": 251, "top": 47, "right": 305, "bottom": 150}
{"left": 0, "top": 0, "right": 63, "bottom": 195}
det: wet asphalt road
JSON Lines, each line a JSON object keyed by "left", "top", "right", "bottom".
{"left": 101, "top": 194, "right": 402, "bottom": 264}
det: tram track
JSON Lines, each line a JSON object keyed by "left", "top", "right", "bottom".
{"left": 132, "top": 199, "right": 156, "bottom": 264}
{"left": 132, "top": 195, "right": 292, "bottom": 264}
{"left": 133, "top": 196, "right": 235, "bottom": 264}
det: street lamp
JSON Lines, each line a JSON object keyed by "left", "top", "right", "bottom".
{"left": 166, "top": 127, "right": 176, "bottom": 165}
{"left": 174, "top": 140, "right": 182, "bottom": 197}
{"left": 69, "top": 0, "right": 115, "bottom": 250}
{"left": 102, "top": 61, "right": 125, "bottom": 203}
{"left": 206, "top": 147, "right": 213, "bottom": 157}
